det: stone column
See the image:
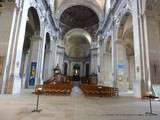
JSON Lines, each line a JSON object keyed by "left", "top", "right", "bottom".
{"left": 143, "top": 15, "right": 156, "bottom": 93}
{"left": 46, "top": 36, "right": 55, "bottom": 79}
{"left": 68, "top": 60, "right": 71, "bottom": 76}
{"left": 131, "top": 0, "right": 145, "bottom": 97}
{"left": 99, "top": 43, "right": 105, "bottom": 84}
{"left": 56, "top": 45, "right": 64, "bottom": 73}
{"left": 93, "top": 55, "right": 97, "bottom": 74}
{"left": 90, "top": 48, "right": 95, "bottom": 74}
{"left": 70, "top": 62, "right": 73, "bottom": 76}
{"left": 112, "top": 23, "right": 117, "bottom": 88}
{"left": 1, "top": 6, "right": 17, "bottom": 94}
{"left": 50, "top": 37, "right": 57, "bottom": 76}
{"left": 8, "top": 0, "right": 30, "bottom": 95}
{"left": 21, "top": 51, "right": 30, "bottom": 89}
{"left": 103, "top": 52, "right": 108, "bottom": 84}
{"left": 46, "top": 50, "right": 52, "bottom": 79}
{"left": 83, "top": 61, "right": 85, "bottom": 76}
{"left": 90, "top": 53, "right": 94, "bottom": 74}
{"left": 39, "top": 28, "right": 47, "bottom": 84}
{"left": 1, "top": 2, "right": 24, "bottom": 94}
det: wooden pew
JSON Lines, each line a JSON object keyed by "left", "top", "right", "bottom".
{"left": 35, "top": 83, "right": 72, "bottom": 95}
{"left": 80, "top": 84, "right": 118, "bottom": 97}
{"left": 80, "top": 76, "right": 98, "bottom": 85}
{"left": 35, "top": 74, "right": 72, "bottom": 95}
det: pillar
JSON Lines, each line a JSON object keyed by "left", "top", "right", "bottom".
{"left": 131, "top": 0, "right": 145, "bottom": 97}
{"left": 1, "top": 2, "right": 23, "bottom": 94}
{"left": 112, "top": 22, "right": 117, "bottom": 88}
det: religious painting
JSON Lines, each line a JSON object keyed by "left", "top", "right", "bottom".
{"left": 29, "top": 62, "right": 37, "bottom": 86}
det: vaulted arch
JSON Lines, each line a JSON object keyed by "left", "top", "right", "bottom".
{"left": 21, "top": 7, "right": 41, "bottom": 88}
{"left": 116, "top": 12, "right": 135, "bottom": 93}
{"left": 27, "top": 7, "right": 40, "bottom": 34}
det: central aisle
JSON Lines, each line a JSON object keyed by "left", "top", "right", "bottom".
{"left": 71, "top": 81, "right": 83, "bottom": 96}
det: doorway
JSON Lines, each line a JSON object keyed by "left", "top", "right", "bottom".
{"left": 73, "top": 64, "right": 80, "bottom": 81}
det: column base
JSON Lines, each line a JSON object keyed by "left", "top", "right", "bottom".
{"left": 5, "top": 75, "right": 14, "bottom": 94}
{"left": 3, "top": 74, "right": 21, "bottom": 95}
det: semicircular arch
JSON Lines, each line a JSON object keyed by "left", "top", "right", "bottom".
{"left": 116, "top": 11, "right": 133, "bottom": 41}
{"left": 64, "top": 28, "right": 92, "bottom": 44}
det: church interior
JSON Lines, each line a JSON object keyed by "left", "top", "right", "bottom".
{"left": 0, "top": 0, "right": 160, "bottom": 119}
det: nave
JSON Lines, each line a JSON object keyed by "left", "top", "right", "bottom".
{"left": 34, "top": 70, "right": 118, "bottom": 97}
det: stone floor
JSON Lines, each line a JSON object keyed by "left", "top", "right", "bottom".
{"left": 0, "top": 90, "right": 160, "bottom": 120}
{"left": 71, "top": 81, "right": 83, "bottom": 96}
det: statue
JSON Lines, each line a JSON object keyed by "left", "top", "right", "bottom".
{"left": 54, "top": 64, "right": 61, "bottom": 74}
{"left": 52, "top": 64, "right": 64, "bottom": 83}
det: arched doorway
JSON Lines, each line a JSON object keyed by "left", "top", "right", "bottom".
{"left": 21, "top": 7, "right": 40, "bottom": 88}
{"left": 116, "top": 12, "right": 135, "bottom": 93}
{"left": 43, "top": 33, "right": 51, "bottom": 81}
{"left": 73, "top": 64, "right": 80, "bottom": 81}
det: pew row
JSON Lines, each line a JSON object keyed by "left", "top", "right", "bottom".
{"left": 34, "top": 83, "right": 72, "bottom": 95}
{"left": 80, "top": 84, "right": 118, "bottom": 97}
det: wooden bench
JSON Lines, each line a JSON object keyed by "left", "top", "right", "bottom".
{"left": 34, "top": 83, "right": 72, "bottom": 95}
{"left": 80, "top": 84, "right": 118, "bottom": 97}
{"left": 80, "top": 76, "right": 98, "bottom": 85}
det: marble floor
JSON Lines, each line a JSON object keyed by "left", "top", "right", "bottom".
{"left": 0, "top": 90, "right": 160, "bottom": 120}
